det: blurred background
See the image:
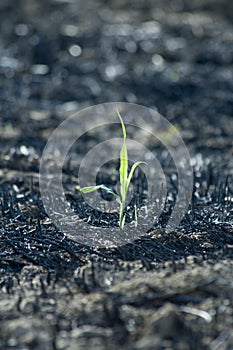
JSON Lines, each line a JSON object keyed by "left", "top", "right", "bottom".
{"left": 0, "top": 0, "right": 232, "bottom": 167}
{"left": 0, "top": 5, "right": 232, "bottom": 347}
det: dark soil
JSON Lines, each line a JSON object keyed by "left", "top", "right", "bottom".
{"left": 0, "top": 0, "right": 233, "bottom": 349}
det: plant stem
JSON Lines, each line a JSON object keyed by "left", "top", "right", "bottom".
{"left": 119, "top": 200, "right": 125, "bottom": 229}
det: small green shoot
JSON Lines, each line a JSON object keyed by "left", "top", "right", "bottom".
{"left": 134, "top": 204, "right": 138, "bottom": 228}
{"left": 76, "top": 109, "right": 146, "bottom": 229}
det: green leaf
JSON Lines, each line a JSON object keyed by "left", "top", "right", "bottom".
{"left": 116, "top": 107, "right": 126, "bottom": 140}
{"left": 120, "top": 142, "right": 128, "bottom": 201}
{"left": 76, "top": 184, "right": 121, "bottom": 202}
{"left": 127, "top": 161, "right": 146, "bottom": 191}
{"left": 101, "top": 185, "right": 121, "bottom": 203}
{"left": 117, "top": 108, "right": 128, "bottom": 203}
{"left": 76, "top": 185, "right": 104, "bottom": 193}
{"left": 134, "top": 205, "right": 138, "bottom": 228}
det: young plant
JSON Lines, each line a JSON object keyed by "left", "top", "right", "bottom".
{"left": 76, "top": 109, "right": 146, "bottom": 229}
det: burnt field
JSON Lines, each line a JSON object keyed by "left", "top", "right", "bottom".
{"left": 0, "top": 0, "right": 233, "bottom": 349}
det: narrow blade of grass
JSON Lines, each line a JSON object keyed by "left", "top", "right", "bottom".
{"left": 127, "top": 161, "right": 146, "bottom": 191}
{"left": 101, "top": 185, "right": 121, "bottom": 203}
{"left": 116, "top": 107, "right": 126, "bottom": 141}
{"left": 134, "top": 204, "right": 138, "bottom": 228}
{"left": 117, "top": 108, "right": 128, "bottom": 202}
{"left": 76, "top": 185, "right": 104, "bottom": 193}
{"left": 76, "top": 184, "right": 120, "bottom": 202}
{"left": 120, "top": 143, "right": 128, "bottom": 201}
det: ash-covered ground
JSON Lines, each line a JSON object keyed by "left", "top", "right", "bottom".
{"left": 0, "top": 0, "right": 233, "bottom": 349}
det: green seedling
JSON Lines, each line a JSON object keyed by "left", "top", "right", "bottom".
{"left": 76, "top": 109, "right": 146, "bottom": 229}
